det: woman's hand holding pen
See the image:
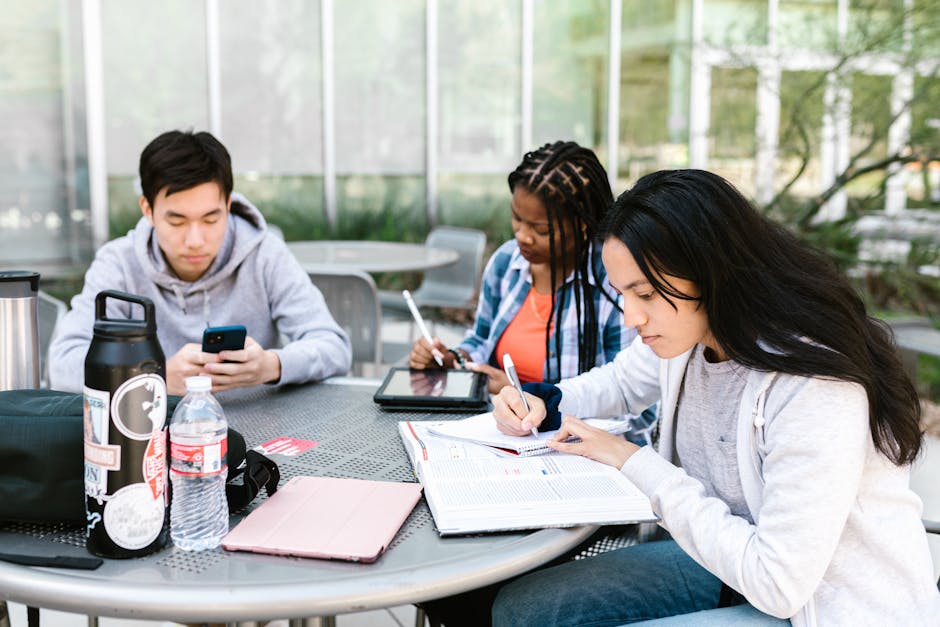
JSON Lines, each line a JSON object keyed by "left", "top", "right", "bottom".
{"left": 492, "top": 386, "right": 545, "bottom": 436}
{"left": 547, "top": 416, "right": 641, "bottom": 469}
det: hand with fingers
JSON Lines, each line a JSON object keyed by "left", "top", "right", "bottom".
{"left": 166, "top": 342, "right": 218, "bottom": 395}
{"left": 199, "top": 336, "right": 282, "bottom": 391}
{"left": 466, "top": 362, "right": 510, "bottom": 394}
{"left": 546, "top": 415, "right": 641, "bottom": 468}
{"left": 492, "top": 384, "right": 545, "bottom": 436}
{"left": 409, "top": 336, "right": 452, "bottom": 370}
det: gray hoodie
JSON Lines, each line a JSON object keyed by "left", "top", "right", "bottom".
{"left": 49, "top": 194, "right": 352, "bottom": 391}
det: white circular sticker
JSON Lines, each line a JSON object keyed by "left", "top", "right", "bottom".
{"left": 103, "top": 482, "right": 165, "bottom": 550}
{"left": 112, "top": 373, "right": 167, "bottom": 441}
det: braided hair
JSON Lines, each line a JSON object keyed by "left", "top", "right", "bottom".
{"left": 507, "top": 141, "right": 620, "bottom": 380}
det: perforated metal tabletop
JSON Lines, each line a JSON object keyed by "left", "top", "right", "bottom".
{"left": 0, "top": 378, "right": 595, "bottom": 623}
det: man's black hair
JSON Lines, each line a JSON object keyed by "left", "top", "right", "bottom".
{"left": 139, "top": 130, "right": 233, "bottom": 208}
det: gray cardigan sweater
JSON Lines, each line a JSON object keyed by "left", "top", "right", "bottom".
{"left": 558, "top": 337, "right": 940, "bottom": 626}
{"left": 49, "top": 194, "right": 351, "bottom": 391}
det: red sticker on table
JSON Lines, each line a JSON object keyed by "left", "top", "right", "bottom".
{"left": 255, "top": 437, "right": 319, "bottom": 456}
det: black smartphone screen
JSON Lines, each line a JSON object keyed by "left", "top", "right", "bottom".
{"left": 202, "top": 325, "right": 247, "bottom": 353}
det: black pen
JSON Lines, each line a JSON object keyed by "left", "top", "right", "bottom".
{"left": 503, "top": 353, "right": 538, "bottom": 438}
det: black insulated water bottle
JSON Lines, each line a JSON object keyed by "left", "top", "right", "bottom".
{"left": 83, "top": 290, "right": 169, "bottom": 558}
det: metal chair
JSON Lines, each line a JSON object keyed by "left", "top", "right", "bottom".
{"left": 381, "top": 226, "right": 487, "bottom": 335}
{"left": 37, "top": 290, "right": 67, "bottom": 389}
{"left": 309, "top": 269, "right": 382, "bottom": 377}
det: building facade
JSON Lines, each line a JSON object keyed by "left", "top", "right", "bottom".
{"left": 1, "top": 0, "right": 937, "bottom": 271}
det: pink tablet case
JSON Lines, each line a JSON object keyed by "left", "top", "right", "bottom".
{"left": 222, "top": 476, "right": 423, "bottom": 563}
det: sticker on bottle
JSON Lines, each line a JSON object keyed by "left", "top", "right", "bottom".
{"left": 112, "top": 373, "right": 167, "bottom": 441}
{"left": 83, "top": 386, "right": 119, "bottom": 499}
{"left": 170, "top": 437, "right": 228, "bottom": 477}
{"left": 142, "top": 427, "right": 167, "bottom": 501}
{"left": 103, "top": 482, "right": 165, "bottom": 550}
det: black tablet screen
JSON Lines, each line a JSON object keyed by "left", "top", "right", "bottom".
{"left": 381, "top": 369, "right": 476, "bottom": 398}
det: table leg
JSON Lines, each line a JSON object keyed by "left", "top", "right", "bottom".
{"left": 0, "top": 600, "right": 9, "bottom": 627}
{"left": 87, "top": 616, "right": 99, "bottom": 627}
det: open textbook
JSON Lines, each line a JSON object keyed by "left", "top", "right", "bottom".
{"left": 398, "top": 420, "right": 657, "bottom": 536}
{"left": 426, "top": 411, "right": 634, "bottom": 457}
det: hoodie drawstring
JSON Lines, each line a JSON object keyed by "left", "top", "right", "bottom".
{"left": 169, "top": 284, "right": 211, "bottom": 328}
{"left": 203, "top": 291, "right": 211, "bottom": 328}
{"left": 171, "top": 285, "right": 186, "bottom": 314}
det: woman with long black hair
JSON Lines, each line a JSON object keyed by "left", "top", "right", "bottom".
{"left": 490, "top": 169, "right": 940, "bottom": 625}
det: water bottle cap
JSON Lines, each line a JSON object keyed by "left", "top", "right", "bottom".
{"left": 184, "top": 375, "right": 212, "bottom": 392}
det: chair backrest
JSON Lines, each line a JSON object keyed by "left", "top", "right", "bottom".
{"left": 37, "top": 290, "right": 67, "bottom": 388}
{"left": 413, "top": 226, "right": 487, "bottom": 310}
{"left": 308, "top": 269, "right": 382, "bottom": 376}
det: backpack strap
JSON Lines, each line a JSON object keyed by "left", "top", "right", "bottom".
{"left": 226, "top": 449, "right": 280, "bottom": 512}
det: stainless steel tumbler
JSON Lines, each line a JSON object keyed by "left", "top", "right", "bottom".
{"left": 0, "top": 271, "right": 40, "bottom": 391}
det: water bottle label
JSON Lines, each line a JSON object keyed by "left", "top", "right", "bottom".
{"left": 83, "top": 386, "right": 119, "bottom": 500}
{"left": 170, "top": 437, "right": 228, "bottom": 476}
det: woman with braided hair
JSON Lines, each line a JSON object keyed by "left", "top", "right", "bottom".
{"left": 410, "top": 140, "right": 656, "bottom": 443}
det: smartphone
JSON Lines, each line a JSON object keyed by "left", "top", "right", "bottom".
{"left": 202, "top": 325, "right": 247, "bottom": 354}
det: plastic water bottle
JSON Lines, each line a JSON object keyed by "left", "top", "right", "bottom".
{"left": 169, "top": 376, "right": 229, "bottom": 550}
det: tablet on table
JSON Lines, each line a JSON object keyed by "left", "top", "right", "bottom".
{"left": 373, "top": 367, "right": 489, "bottom": 412}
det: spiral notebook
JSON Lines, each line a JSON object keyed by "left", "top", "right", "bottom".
{"left": 427, "top": 412, "right": 633, "bottom": 457}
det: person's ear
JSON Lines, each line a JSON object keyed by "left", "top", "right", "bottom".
{"left": 139, "top": 196, "right": 154, "bottom": 224}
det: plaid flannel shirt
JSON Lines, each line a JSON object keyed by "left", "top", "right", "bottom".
{"left": 458, "top": 239, "right": 656, "bottom": 443}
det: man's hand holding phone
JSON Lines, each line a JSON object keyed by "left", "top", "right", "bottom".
{"left": 164, "top": 326, "right": 282, "bottom": 395}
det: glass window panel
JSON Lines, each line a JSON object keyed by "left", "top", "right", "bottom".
{"left": 709, "top": 67, "right": 758, "bottom": 193}
{"left": 438, "top": 173, "right": 510, "bottom": 240}
{"left": 619, "top": 52, "right": 675, "bottom": 183}
{"left": 702, "top": 0, "right": 767, "bottom": 46}
{"left": 619, "top": 1, "right": 683, "bottom": 186}
{"left": 236, "top": 174, "right": 326, "bottom": 240}
{"left": 909, "top": 76, "right": 940, "bottom": 203}
{"left": 336, "top": 175, "right": 426, "bottom": 239}
{"left": 845, "top": 72, "right": 891, "bottom": 197}
{"left": 0, "top": 2, "right": 90, "bottom": 266}
{"left": 101, "top": 0, "right": 208, "bottom": 175}
{"left": 847, "top": 0, "right": 907, "bottom": 55}
{"left": 334, "top": 0, "right": 424, "bottom": 175}
{"left": 911, "top": 0, "right": 940, "bottom": 57}
{"left": 778, "top": 1, "right": 838, "bottom": 50}
{"left": 911, "top": 76, "right": 940, "bottom": 159}
{"left": 777, "top": 70, "right": 827, "bottom": 199}
{"left": 531, "top": 0, "right": 609, "bottom": 150}
{"left": 219, "top": 0, "right": 322, "bottom": 175}
{"left": 439, "top": 0, "right": 521, "bottom": 173}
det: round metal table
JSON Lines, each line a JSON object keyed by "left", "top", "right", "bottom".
{"left": 286, "top": 241, "right": 459, "bottom": 274}
{"left": 0, "top": 379, "right": 595, "bottom": 624}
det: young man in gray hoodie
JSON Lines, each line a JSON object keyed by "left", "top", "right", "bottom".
{"left": 49, "top": 130, "right": 352, "bottom": 395}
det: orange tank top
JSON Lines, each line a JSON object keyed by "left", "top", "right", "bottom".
{"left": 494, "top": 289, "right": 555, "bottom": 383}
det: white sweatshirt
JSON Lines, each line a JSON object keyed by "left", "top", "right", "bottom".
{"left": 557, "top": 336, "right": 940, "bottom": 626}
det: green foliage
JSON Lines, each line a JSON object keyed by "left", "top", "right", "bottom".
{"left": 917, "top": 353, "right": 940, "bottom": 402}
{"left": 108, "top": 176, "right": 143, "bottom": 238}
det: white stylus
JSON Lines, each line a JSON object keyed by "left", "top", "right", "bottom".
{"left": 503, "top": 353, "right": 538, "bottom": 438}
{"left": 402, "top": 289, "right": 444, "bottom": 367}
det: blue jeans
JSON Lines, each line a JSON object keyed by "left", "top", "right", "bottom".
{"left": 491, "top": 540, "right": 790, "bottom": 626}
